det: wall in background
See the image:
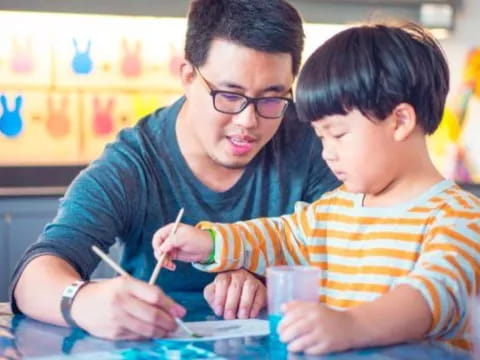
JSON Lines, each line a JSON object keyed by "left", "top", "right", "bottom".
{"left": 0, "top": 13, "right": 185, "bottom": 166}
{"left": 0, "top": 0, "right": 479, "bottom": 182}
{"left": 439, "top": 0, "right": 480, "bottom": 182}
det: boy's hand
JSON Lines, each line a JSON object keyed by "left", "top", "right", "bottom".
{"left": 278, "top": 301, "right": 356, "bottom": 355}
{"left": 152, "top": 223, "right": 213, "bottom": 266}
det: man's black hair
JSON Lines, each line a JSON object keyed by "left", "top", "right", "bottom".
{"left": 185, "top": 0, "right": 304, "bottom": 76}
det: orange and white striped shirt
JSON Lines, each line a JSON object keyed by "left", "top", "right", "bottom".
{"left": 196, "top": 180, "right": 480, "bottom": 350}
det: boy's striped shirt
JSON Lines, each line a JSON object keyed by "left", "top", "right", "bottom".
{"left": 196, "top": 180, "right": 480, "bottom": 350}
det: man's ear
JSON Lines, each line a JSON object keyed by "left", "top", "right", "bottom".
{"left": 179, "top": 60, "right": 196, "bottom": 91}
{"left": 391, "top": 103, "right": 417, "bottom": 142}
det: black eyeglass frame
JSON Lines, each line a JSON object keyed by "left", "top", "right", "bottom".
{"left": 195, "top": 67, "right": 293, "bottom": 119}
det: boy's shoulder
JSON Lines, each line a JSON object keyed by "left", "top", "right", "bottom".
{"left": 429, "top": 183, "right": 480, "bottom": 213}
{"left": 424, "top": 182, "right": 480, "bottom": 228}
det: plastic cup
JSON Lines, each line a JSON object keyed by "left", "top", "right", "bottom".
{"left": 266, "top": 266, "right": 320, "bottom": 343}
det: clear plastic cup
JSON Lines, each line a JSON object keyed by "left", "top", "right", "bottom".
{"left": 266, "top": 266, "right": 321, "bottom": 343}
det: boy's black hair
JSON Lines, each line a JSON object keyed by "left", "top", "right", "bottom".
{"left": 296, "top": 22, "right": 449, "bottom": 134}
{"left": 185, "top": 0, "right": 304, "bottom": 76}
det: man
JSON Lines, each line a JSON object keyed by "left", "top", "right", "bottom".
{"left": 11, "top": 0, "right": 338, "bottom": 340}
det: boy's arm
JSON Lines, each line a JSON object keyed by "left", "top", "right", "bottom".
{"left": 351, "top": 217, "right": 480, "bottom": 347}
{"left": 194, "top": 201, "right": 316, "bottom": 276}
{"left": 278, "top": 284, "right": 431, "bottom": 354}
{"left": 393, "top": 218, "right": 479, "bottom": 341}
{"left": 346, "top": 284, "right": 431, "bottom": 348}
{"left": 279, "top": 215, "right": 479, "bottom": 354}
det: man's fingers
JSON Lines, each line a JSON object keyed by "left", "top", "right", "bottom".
{"left": 204, "top": 282, "right": 216, "bottom": 308}
{"left": 212, "top": 275, "right": 230, "bottom": 317}
{"left": 125, "top": 277, "right": 186, "bottom": 318}
{"left": 119, "top": 311, "right": 170, "bottom": 339}
{"left": 122, "top": 293, "right": 177, "bottom": 333}
{"left": 237, "top": 280, "right": 257, "bottom": 319}
{"left": 249, "top": 285, "right": 266, "bottom": 318}
{"left": 223, "top": 279, "right": 242, "bottom": 320}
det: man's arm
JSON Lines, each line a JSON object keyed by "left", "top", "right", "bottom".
{"left": 10, "top": 138, "right": 185, "bottom": 339}
{"left": 14, "top": 255, "right": 184, "bottom": 340}
{"left": 15, "top": 255, "right": 81, "bottom": 326}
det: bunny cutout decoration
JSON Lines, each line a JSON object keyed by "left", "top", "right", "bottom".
{"left": 72, "top": 38, "right": 93, "bottom": 75}
{"left": 93, "top": 97, "right": 115, "bottom": 136}
{"left": 11, "top": 36, "right": 34, "bottom": 74}
{"left": 0, "top": 95, "right": 24, "bottom": 138}
{"left": 46, "top": 95, "right": 70, "bottom": 138}
{"left": 121, "top": 39, "right": 143, "bottom": 78}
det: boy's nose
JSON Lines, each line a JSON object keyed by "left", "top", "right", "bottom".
{"left": 321, "top": 144, "right": 337, "bottom": 162}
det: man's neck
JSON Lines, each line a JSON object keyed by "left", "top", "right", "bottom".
{"left": 175, "top": 102, "right": 245, "bottom": 193}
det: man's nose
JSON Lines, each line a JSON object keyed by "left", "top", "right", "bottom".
{"left": 232, "top": 103, "right": 258, "bottom": 129}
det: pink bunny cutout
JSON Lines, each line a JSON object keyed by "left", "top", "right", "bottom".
{"left": 121, "top": 39, "right": 143, "bottom": 78}
{"left": 11, "top": 36, "right": 34, "bottom": 74}
{"left": 92, "top": 96, "right": 115, "bottom": 136}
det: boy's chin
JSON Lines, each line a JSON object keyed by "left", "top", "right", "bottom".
{"left": 343, "top": 182, "right": 367, "bottom": 194}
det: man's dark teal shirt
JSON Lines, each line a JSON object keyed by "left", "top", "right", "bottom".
{"left": 10, "top": 97, "right": 338, "bottom": 312}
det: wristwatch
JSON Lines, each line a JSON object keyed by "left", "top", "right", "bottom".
{"left": 60, "top": 280, "right": 89, "bottom": 328}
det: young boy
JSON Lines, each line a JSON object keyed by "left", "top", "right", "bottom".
{"left": 153, "top": 23, "right": 480, "bottom": 354}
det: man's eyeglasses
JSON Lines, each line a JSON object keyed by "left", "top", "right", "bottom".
{"left": 195, "top": 67, "right": 293, "bottom": 119}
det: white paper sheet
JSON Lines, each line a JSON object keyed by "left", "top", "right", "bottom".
{"left": 165, "top": 319, "right": 270, "bottom": 341}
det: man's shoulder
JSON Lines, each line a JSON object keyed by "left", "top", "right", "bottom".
{"left": 128, "top": 99, "right": 181, "bottom": 138}
{"left": 108, "top": 98, "right": 183, "bottom": 156}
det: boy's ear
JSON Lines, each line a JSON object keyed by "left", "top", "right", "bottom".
{"left": 179, "top": 61, "right": 196, "bottom": 91}
{"left": 391, "top": 103, "right": 417, "bottom": 141}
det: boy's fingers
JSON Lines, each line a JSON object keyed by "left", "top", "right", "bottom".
{"left": 152, "top": 223, "right": 176, "bottom": 249}
{"left": 163, "top": 258, "right": 176, "bottom": 270}
{"left": 279, "top": 316, "right": 311, "bottom": 344}
{"left": 288, "top": 332, "right": 319, "bottom": 354}
{"left": 158, "top": 239, "right": 176, "bottom": 254}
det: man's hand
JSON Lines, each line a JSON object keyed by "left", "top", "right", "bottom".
{"left": 71, "top": 276, "right": 186, "bottom": 340}
{"left": 204, "top": 269, "right": 266, "bottom": 320}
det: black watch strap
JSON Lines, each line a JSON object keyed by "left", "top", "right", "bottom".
{"left": 60, "top": 280, "right": 89, "bottom": 328}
